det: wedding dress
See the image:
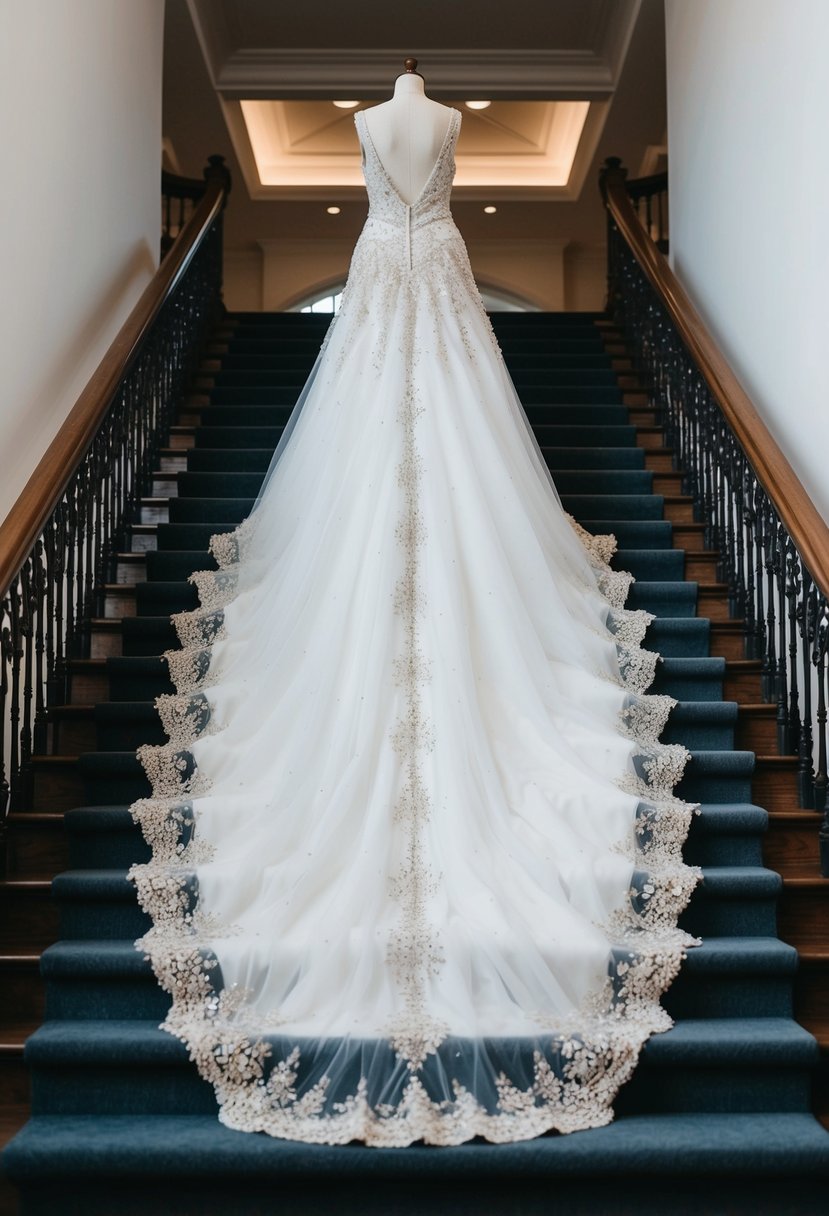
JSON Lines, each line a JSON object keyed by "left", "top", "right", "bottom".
{"left": 127, "top": 104, "right": 701, "bottom": 1147}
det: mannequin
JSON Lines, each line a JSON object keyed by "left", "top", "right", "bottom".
{"left": 361, "top": 58, "right": 455, "bottom": 205}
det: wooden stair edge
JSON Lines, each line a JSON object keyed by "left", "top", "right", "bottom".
{"left": 0, "top": 880, "right": 52, "bottom": 891}
{"left": 768, "top": 809, "right": 824, "bottom": 822}
{"left": 0, "top": 1023, "right": 38, "bottom": 1052}
{"left": 5, "top": 813, "right": 65, "bottom": 825}
{"left": 29, "top": 755, "right": 81, "bottom": 766}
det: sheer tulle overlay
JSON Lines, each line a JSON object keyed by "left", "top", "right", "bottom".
{"left": 127, "top": 106, "right": 701, "bottom": 1146}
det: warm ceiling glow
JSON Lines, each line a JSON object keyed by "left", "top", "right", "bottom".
{"left": 326, "top": 206, "right": 341, "bottom": 214}
{"left": 465, "top": 100, "right": 492, "bottom": 110}
{"left": 333, "top": 100, "right": 360, "bottom": 109}
{"left": 484, "top": 205, "right": 497, "bottom": 214}
{"left": 238, "top": 99, "right": 592, "bottom": 190}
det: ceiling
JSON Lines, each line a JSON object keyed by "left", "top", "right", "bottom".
{"left": 162, "top": 0, "right": 668, "bottom": 253}
{"left": 233, "top": 99, "right": 598, "bottom": 200}
{"left": 186, "top": 0, "right": 643, "bottom": 97}
{"left": 183, "top": 0, "right": 645, "bottom": 201}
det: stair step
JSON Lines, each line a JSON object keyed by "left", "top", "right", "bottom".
{"left": 661, "top": 701, "right": 735, "bottom": 749}
{"left": 45, "top": 863, "right": 779, "bottom": 942}
{"left": 0, "top": 881, "right": 55, "bottom": 951}
{"left": 38, "top": 937, "right": 801, "bottom": 1024}
{"left": 684, "top": 803, "right": 767, "bottom": 868}
{"left": 6, "top": 814, "right": 67, "bottom": 877}
{"left": 69, "top": 744, "right": 758, "bottom": 808}
{"left": 751, "top": 755, "right": 799, "bottom": 813}
{"left": 0, "top": 955, "right": 43, "bottom": 1024}
{"left": 765, "top": 811, "right": 823, "bottom": 872}
{"left": 20, "top": 1017, "right": 817, "bottom": 1119}
{"left": 68, "top": 688, "right": 737, "bottom": 754}
{"left": 60, "top": 801, "right": 767, "bottom": 872}
{"left": 6, "top": 308, "right": 829, "bottom": 1193}
{"left": 5, "top": 1112, "right": 829, "bottom": 1215}
{"left": 778, "top": 872, "right": 829, "bottom": 950}
{"left": 31, "top": 757, "right": 86, "bottom": 811}
{"left": 88, "top": 618, "right": 124, "bottom": 657}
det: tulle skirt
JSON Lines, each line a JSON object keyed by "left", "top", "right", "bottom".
{"left": 127, "top": 224, "right": 700, "bottom": 1146}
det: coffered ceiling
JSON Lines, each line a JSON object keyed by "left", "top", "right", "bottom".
{"left": 184, "top": 0, "right": 643, "bottom": 201}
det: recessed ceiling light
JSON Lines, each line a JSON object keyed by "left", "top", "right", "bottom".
{"left": 327, "top": 206, "right": 341, "bottom": 215}
{"left": 333, "top": 100, "right": 360, "bottom": 109}
{"left": 465, "top": 100, "right": 491, "bottom": 110}
{"left": 484, "top": 205, "right": 497, "bottom": 214}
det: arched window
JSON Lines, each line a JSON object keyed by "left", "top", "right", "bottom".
{"left": 298, "top": 287, "right": 345, "bottom": 314}
{"left": 293, "top": 283, "right": 538, "bottom": 314}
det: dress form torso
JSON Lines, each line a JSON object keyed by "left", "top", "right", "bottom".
{"left": 362, "top": 73, "right": 454, "bottom": 206}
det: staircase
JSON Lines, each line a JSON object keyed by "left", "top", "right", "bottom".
{"left": 3, "top": 310, "right": 829, "bottom": 1214}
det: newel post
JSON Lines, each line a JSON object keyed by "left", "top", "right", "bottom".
{"left": 599, "top": 157, "right": 629, "bottom": 320}
{"left": 204, "top": 154, "right": 232, "bottom": 206}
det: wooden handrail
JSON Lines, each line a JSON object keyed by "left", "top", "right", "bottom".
{"left": 625, "top": 170, "right": 668, "bottom": 201}
{"left": 0, "top": 156, "right": 231, "bottom": 598}
{"left": 599, "top": 157, "right": 829, "bottom": 602}
{"left": 161, "top": 168, "right": 209, "bottom": 201}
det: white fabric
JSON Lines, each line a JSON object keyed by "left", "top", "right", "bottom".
{"left": 128, "top": 105, "right": 701, "bottom": 1147}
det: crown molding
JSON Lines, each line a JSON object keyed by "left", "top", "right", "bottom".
{"left": 211, "top": 49, "right": 615, "bottom": 101}
{"left": 187, "top": 0, "right": 643, "bottom": 100}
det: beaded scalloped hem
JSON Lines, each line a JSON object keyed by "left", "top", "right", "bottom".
{"left": 126, "top": 505, "right": 703, "bottom": 1146}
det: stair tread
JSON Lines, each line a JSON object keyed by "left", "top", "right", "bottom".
{"left": 71, "top": 747, "right": 759, "bottom": 779}
{"left": 47, "top": 864, "right": 782, "bottom": 900}
{"left": 39, "top": 936, "right": 799, "bottom": 975}
{"left": 22, "top": 1016, "right": 818, "bottom": 1065}
{"left": 0, "top": 1023, "right": 39, "bottom": 1051}
{"left": 782, "top": 870, "right": 829, "bottom": 887}
{"left": 7, "top": 308, "right": 826, "bottom": 1177}
{"left": 5, "top": 1112, "right": 829, "bottom": 1178}
{"left": 5, "top": 813, "right": 64, "bottom": 824}
{"left": 61, "top": 800, "right": 768, "bottom": 834}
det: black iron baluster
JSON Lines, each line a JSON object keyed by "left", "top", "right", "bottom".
{"left": 0, "top": 158, "right": 229, "bottom": 868}
{"left": 813, "top": 596, "right": 829, "bottom": 816}
{"left": 761, "top": 503, "right": 777, "bottom": 703}
{"left": 601, "top": 157, "right": 829, "bottom": 870}
{"left": 8, "top": 580, "right": 23, "bottom": 812}
{"left": 799, "top": 573, "right": 816, "bottom": 808}
{"left": 0, "top": 605, "right": 11, "bottom": 829}
{"left": 32, "top": 542, "right": 48, "bottom": 757}
{"left": 783, "top": 537, "right": 801, "bottom": 758}
{"left": 772, "top": 521, "right": 788, "bottom": 751}
{"left": 18, "top": 561, "right": 36, "bottom": 809}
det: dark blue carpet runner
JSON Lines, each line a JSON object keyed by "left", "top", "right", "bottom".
{"left": 4, "top": 312, "right": 829, "bottom": 1214}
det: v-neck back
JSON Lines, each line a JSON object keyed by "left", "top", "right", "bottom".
{"left": 356, "top": 108, "right": 460, "bottom": 213}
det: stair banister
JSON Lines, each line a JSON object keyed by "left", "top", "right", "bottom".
{"left": 0, "top": 154, "right": 231, "bottom": 831}
{"left": 161, "top": 168, "right": 217, "bottom": 258}
{"left": 600, "top": 156, "right": 829, "bottom": 873}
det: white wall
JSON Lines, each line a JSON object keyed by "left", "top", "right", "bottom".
{"left": 0, "top": 0, "right": 165, "bottom": 524}
{"left": 665, "top": 0, "right": 829, "bottom": 520}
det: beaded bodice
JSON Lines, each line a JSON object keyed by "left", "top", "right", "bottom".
{"left": 354, "top": 108, "right": 462, "bottom": 270}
